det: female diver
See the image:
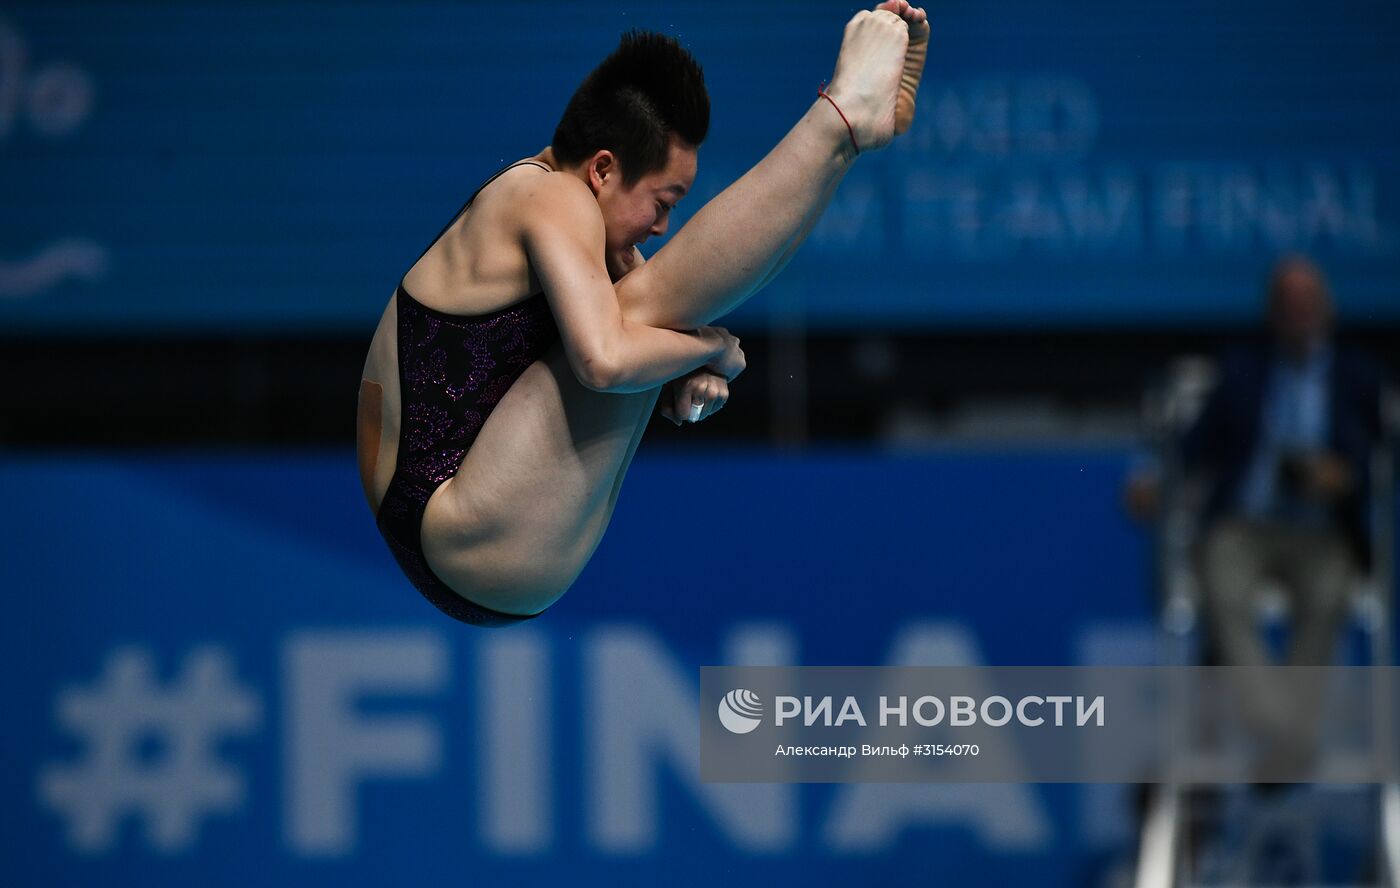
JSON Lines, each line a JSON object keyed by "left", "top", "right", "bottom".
{"left": 358, "top": 1, "right": 930, "bottom": 625}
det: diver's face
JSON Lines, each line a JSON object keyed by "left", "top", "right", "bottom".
{"left": 590, "top": 137, "right": 697, "bottom": 280}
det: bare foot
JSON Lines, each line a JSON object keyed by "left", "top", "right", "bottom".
{"left": 822, "top": 7, "right": 908, "bottom": 152}
{"left": 875, "top": 0, "right": 930, "bottom": 134}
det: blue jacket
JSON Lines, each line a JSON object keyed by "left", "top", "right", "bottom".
{"left": 1181, "top": 340, "right": 1388, "bottom": 567}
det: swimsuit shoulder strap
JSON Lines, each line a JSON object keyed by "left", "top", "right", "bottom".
{"left": 411, "top": 159, "right": 554, "bottom": 265}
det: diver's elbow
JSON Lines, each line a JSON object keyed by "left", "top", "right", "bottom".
{"left": 574, "top": 349, "right": 622, "bottom": 392}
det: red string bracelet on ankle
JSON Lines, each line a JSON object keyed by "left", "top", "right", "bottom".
{"left": 817, "top": 81, "right": 860, "bottom": 155}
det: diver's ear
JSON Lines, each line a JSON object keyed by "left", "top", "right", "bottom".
{"left": 587, "top": 150, "right": 617, "bottom": 193}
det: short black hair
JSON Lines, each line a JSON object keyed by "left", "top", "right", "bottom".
{"left": 552, "top": 30, "right": 709, "bottom": 184}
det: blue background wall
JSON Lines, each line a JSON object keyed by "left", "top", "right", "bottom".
{"left": 2, "top": 0, "right": 1398, "bottom": 333}
{"left": 8, "top": 449, "right": 1171, "bottom": 886}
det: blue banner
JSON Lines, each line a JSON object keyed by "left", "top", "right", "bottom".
{"left": 5, "top": 450, "right": 1393, "bottom": 883}
{"left": 3, "top": 1, "right": 1398, "bottom": 333}
{"left": 0, "top": 449, "right": 1169, "bottom": 885}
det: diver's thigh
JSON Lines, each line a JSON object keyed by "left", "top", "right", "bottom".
{"left": 420, "top": 344, "right": 656, "bottom": 607}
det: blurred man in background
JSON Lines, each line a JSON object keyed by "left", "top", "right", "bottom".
{"left": 1127, "top": 255, "right": 1389, "bottom": 775}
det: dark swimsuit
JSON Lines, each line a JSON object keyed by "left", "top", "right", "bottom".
{"left": 375, "top": 160, "right": 560, "bottom": 626}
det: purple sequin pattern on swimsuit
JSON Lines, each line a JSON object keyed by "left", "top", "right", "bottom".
{"left": 376, "top": 284, "right": 558, "bottom": 626}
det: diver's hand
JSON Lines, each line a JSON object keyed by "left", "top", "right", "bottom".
{"left": 699, "top": 325, "right": 746, "bottom": 381}
{"left": 660, "top": 368, "right": 730, "bottom": 425}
